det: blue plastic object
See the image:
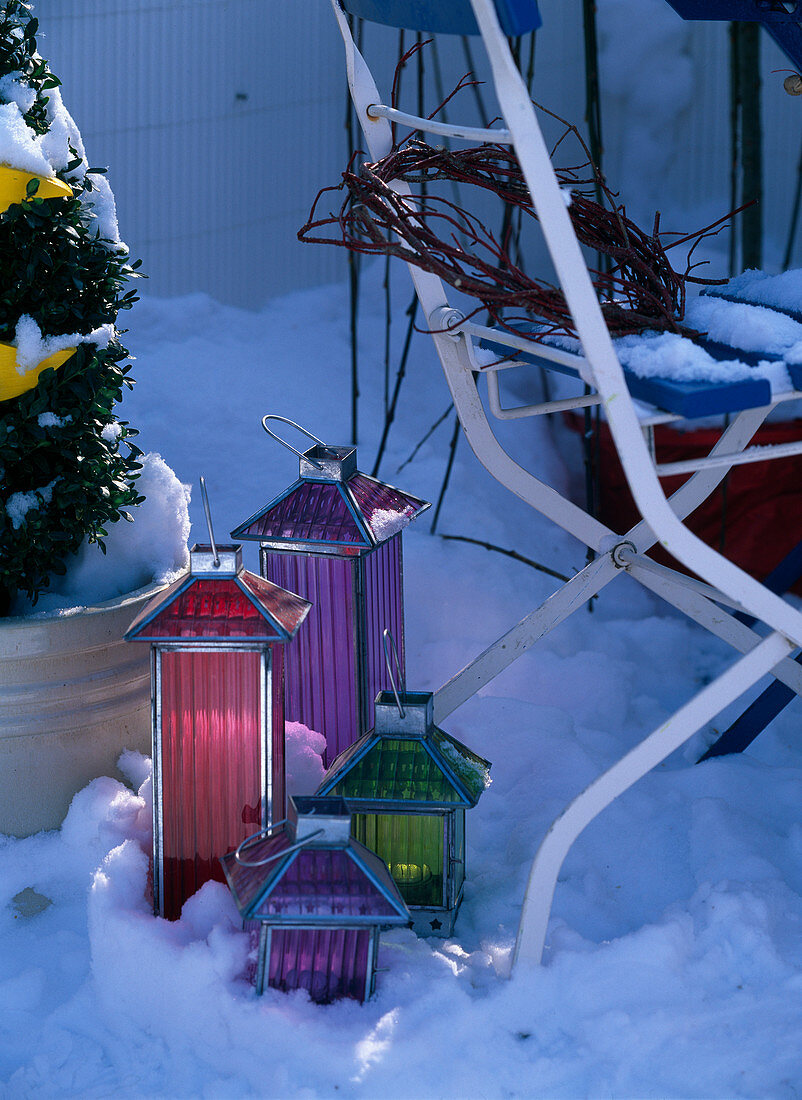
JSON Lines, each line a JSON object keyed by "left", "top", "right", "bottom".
{"left": 665, "top": 0, "right": 800, "bottom": 19}
{"left": 697, "top": 538, "right": 802, "bottom": 762}
{"left": 663, "top": 1, "right": 802, "bottom": 70}
{"left": 786, "top": 361, "right": 802, "bottom": 392}
{"left": 478, "top": 328, "right": 772, "bottom": 419}
{"left": 336, "top": 0, "right": 541, "bottom": 36}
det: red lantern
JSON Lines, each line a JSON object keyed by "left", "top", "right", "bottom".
{"left": 125, "top": 542, "right": 310, "bottom": 921}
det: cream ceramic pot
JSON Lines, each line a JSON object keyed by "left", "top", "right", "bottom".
{"left": 0, "top": 581, "right": 163, "bottom": 837}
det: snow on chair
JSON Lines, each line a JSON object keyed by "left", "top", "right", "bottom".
{"left": 322, "top": 0, "right": 802, "bottom": 974}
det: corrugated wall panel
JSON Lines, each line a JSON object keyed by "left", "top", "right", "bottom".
{"left": 34, "top": 0, "right": 350, "bottom": 306}
{"left": 29, "top": 1, "right": 802, "bottom": 305}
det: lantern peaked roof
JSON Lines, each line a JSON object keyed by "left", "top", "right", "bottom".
{"left": 230, "top": 444, "right": 430, "bottom": 550}
{"left": 317, "top": 691, "right": 492, "bottom": 809}
{"left": 124, "top": 544, "right": 311, "bottom": 643}
{"left": 219, "top": 796, "right": 410, "bottom": 924}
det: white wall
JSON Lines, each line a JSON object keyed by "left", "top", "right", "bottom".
{"left": 31, "top": 0, "right": 802, "bottom": 308}
{"left": 35, "top": 0, "right": 350, "bottom": 307}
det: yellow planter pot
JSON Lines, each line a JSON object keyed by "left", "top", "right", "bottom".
{"left": 0, "top": 580, "right": 165, "bottom": 837}
{"left": 0, "top": 164, "right": 72, "bottom": 212}
{"left": 0, "top": 342, "right": 76, "bottom": 402}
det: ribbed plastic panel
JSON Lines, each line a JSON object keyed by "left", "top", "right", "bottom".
{"left": 348, "top": 475, "right": 429, "bottom": 542}
{"left": 265, "top": 553, "right": 360, "bottom": 766}
{"left": 158, "top": 649, "right": 266, "bottom": 921}
{"left": 353, "top": 811, "right": 445, "bottom": 907}
{"left": 134, "top": 578, "right": 282, "bottom": 639}
{"left": 268, "top": 927, "right": 372, "bottom": 1003}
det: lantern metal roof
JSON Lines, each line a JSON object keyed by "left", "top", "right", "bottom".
{"left": 220, "top": 795, "right": 410, "bottom": 925}
{"left": 317, "top": 691, "right": 492, "bottom": 810}
{"left": 124, "top": 544, "right": 311, "bottom": 643}
{"left": 230, "top": 444, "right": 430, "bottom": 551}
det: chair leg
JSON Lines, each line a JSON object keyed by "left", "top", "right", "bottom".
{"left": 511, "top": 630, "right": 793, "bottom": 973}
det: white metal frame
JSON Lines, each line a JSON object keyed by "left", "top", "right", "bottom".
{"left": 329, "top": 0, "right": 802, "bottom": 973}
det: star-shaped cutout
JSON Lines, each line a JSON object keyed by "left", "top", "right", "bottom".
{"left": 430, "top": 917, "right": 442, "bottom": 931}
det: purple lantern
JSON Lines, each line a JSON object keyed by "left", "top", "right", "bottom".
{"left": 220, "top": 795, "right": 410, "bottom": 1003}
{"left": 125, "top": 542, "right": 311, "bottom": 921}
{"left": 231, "top": 418, "right": 430, "bottom": 767}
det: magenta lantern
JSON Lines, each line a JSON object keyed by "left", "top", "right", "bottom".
{"left": 125, "top": 543, "right": 311, "bottom": 921}
{"left": 220, "top": 795, "right": 410, "bottom": 1003}
{"left": 232, "top": 429, "right": 429, "bottom": 767}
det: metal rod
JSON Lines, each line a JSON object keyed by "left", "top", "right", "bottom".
{"left": 366, "top": 102, "right": 512, "bottom": 144}
{"left": 486, "top": 369, "right": 601, "bottom": 420}
{"left": 619, "top": 547, "right": 749, "bottom": 615}
{"left": 655, "top": 438, "right": 802, "bottom": 477}
{"left": 234, "top": 820, "right": 325, "bottom": 867}
{"left": 457, "top": 318, "right": 590, "bottom": 377}
{"left": 199, "top": 476, "right": 219, "bottom": 567}
{"left": 513, "top": 631, "right": 792, "bottom": 972}
{"left": 261, "top": 414, "right": 325, "bottom": 467}
{"left": 382, "top": 628, "right": 406, "bottom": 717}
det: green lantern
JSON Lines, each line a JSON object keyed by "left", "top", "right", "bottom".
{"left": 316, "top": 688, "right": 491, "bottom": 936}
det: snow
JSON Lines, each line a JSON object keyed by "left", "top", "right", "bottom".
{"left": 686, "top": 295, "right": 802, "bottom": 357}
{"left": 12, "top": 314, "right": 114, "bottom": 373}
{"left": 6, "top": 475, "right": 58, "bottom": 529}
{"left": 3, "top": 263, "right": 802, "bottom": 1096}
{"left": 708, "top": 268, "right": 802, "bottom": 318}
{"left": 10, "top": 452, "right": 191, "bottom": 615}
{"left": 36, "top": 411, "right": 71, "bottom": 429}
{"left": 368, "top": 506, "right": 411, "bottom": 541}
{"left": 0, "top": 98, "right": 52, "bottom": 176}
{"left": 615, "top": 330, "right": 761, "bottom": 383}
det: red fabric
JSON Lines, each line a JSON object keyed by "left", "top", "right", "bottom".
{"left": 567, "top": 416, "right": 802, "bottom": 591}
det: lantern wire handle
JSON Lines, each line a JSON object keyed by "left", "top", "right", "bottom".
{"left": 233, "top": 819, "right": 326, "bottom": 867}
{"left": 261, "top": 414, "right": 326, "bottom": 469}
{"left": 199, "top": 475, "right": 220, "bottom": 567}
{"left": 382, "top": 628, "right": 406, "bottom": 718}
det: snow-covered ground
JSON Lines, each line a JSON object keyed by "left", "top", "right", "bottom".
{"left": 3, "top": 262, "right": 802, "bottom": 1098}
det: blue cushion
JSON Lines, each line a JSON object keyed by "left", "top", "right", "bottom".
{"left": 337, "top": 0, "right": 541, "bottom": 36}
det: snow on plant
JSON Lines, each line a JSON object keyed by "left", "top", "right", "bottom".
{"left": 0, "top": 0, "right": 144, "bottom": 614}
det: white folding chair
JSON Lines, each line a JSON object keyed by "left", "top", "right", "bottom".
{"left": 326, "top": 0, "right": 802, "bottom": 973}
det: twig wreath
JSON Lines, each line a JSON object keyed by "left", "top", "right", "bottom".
{"left": 299, "top": 62, "right": 739, "bottom": 344}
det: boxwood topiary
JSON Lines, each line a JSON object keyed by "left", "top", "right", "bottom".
{"left": 0, "top": 0, "right": 144, "bottom": 616}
